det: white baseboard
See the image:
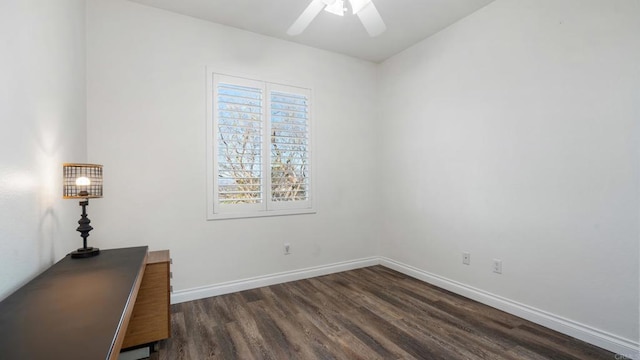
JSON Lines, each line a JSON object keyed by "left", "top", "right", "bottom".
{"left": 171, "top": 256, "right": 379, "bottom": 304}
{"left": 379, "top": 257, "right": 640, "bottom": 359}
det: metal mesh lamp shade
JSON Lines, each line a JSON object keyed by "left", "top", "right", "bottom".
{"left": 63, "top": 163, "right": 103, "bottom": 258}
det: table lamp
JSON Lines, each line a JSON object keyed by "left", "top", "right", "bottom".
{"left": 63, "top": 163, "right": 103, "bottom": 258}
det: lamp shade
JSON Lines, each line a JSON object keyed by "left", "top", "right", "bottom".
{"left": 63, "top": 163, "right": 103, "bottom": 199}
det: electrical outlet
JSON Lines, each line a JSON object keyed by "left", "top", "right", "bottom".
{"left": 462, "top": 252, "right": 471, "bottom": 265}
{"left": 493, "top": 259, "right": 502, "bottom": 274}
{"left": 284, "top": 243, "right": 291, "bottom": 255}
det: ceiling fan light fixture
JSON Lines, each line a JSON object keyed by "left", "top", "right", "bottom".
{"left": 288, "top": 0, "right": 385, "bottom": 37}
{"left": 324, "top": 0, "right": 345, "bottom": 16}
{"left": 349, "top": 0, "right": 372, "bottom": 14}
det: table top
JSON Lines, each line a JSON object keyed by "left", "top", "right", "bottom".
{"left": 0, "top": 246, "right": 148, "bottom": 360}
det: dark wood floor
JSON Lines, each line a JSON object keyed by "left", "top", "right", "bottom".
{"left": 152, "top": 266, "right": 615, "bottom": 360}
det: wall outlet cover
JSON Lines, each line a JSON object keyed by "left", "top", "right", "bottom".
{"left": 493, "top": 259, "right": 502, "bottom": 274}
{"left": 463, "top": 252, "right": 471, "bottom": 265}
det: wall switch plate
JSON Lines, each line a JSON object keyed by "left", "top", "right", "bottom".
{"left": 284, "top": 243, "right": 291, "bottom": 255}
{"left": 463, "top": 252, "right": 471, "bottom": 265}
{"left": 493, "top": 259, "right": 502, "bottom": 274}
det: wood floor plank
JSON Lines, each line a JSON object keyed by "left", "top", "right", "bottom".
{"left": 159, "top": 308, "right": 191, "bottom": 360}
{"left": 250, "top": 302, "right": 324, "bottom": 360}
{"left": 510, "top": 323, "right": 612, "bottom": 360}
{"left": 247, "top": 300, "right": 299, "bottom": 359}
{"left": 235, "top": 293, "right": 281, "bottom": 360}
{"left": 225, "top": 322, "right": 258, "bottom": 360}
{"left": 311, "top": 291, "right": 412, "bottom": 359}
{"left": 151, "top": 266, "right": 616, "bottom": 360}
{"left": 181, "top": 299, "right": 222, "bottom": 358}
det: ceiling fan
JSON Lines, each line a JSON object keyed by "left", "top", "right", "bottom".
{"left": 287, "top": 0, "right": 387, "bottom": 37}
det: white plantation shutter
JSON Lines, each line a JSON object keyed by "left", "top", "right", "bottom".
{"left": 208, "top": 72, "right": 313, "bottom": 218}
{"left": 268, "top": 85, "right": 311, "bottom": 210}
{"left": 212, "top": 75, "right": 265, "bottom": 212}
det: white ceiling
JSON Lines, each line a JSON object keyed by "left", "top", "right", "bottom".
{"left": 129, "top": 0, "right": 495, "bottom": 63}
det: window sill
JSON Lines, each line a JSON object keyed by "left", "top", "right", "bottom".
{"left": 207, "top": 208, "right": 316, "bottom": 221}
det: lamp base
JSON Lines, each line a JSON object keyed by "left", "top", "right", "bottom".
{"left": 71, "top": 247, "right": 100, "bottom": 259}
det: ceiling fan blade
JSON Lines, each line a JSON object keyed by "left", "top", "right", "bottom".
{"left": 348, "top": 0, "right": 371, "bottom": 14}
{"left": 287, "top": 0, "right": 326, "bottom": 36}
{"left": 356, "top": 1, "right": 386, "bottom": 37}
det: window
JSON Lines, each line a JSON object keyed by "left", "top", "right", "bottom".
{"left": 206, "top": 72, "right": 313, "bottom": 219}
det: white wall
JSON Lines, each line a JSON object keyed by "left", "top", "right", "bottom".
{"left": 86, "top": 0, "right": 380, "bottom": 292}
{"left": 379, "top": 0, "right": 639, "bottom": 346}
{"left": 85, "top": 0, "right": 638, "bottom": 352}
{"left": 0, "top": 0, "right": 87, "bottom": 300}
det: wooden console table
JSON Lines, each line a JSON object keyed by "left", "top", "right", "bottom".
{"left": 122, "top": 249, "right": 171, "bottom": 349}
{"left": 0, "top": 246, "right": 170, "bottom": 360}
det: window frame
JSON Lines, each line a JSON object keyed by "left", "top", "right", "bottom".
{"left": 206, "top": 70, "right": 315, "bottom": 220}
